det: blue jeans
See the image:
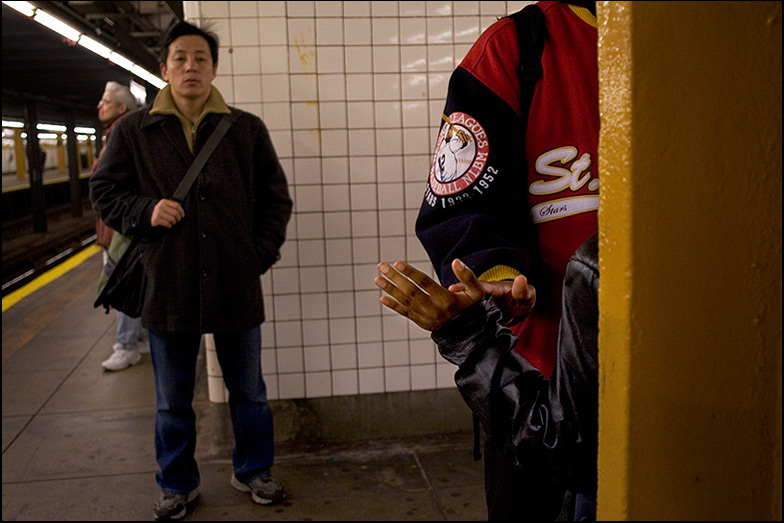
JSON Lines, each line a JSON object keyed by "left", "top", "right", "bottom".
{"left": 148, "top": 326, "right": 275, "bottom": 494}
{"left": 116, "top": 311, "right": 143, "bottom": 349}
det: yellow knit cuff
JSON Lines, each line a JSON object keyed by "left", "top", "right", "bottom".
{"left": 478, "top": 265, "right": 522, "bottom": 282}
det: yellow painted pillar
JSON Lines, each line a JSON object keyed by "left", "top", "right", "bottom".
{"left": 597, "top": 1, "right": 781, "bottom": 520}
{"left": 57, "top": 136, "right": 67, "bottom": 173}
{"left": 14, "top": 129, "right": 26, "bottom": 179}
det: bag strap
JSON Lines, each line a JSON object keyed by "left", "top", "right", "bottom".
{"left": 172, "top": 112, "right": 237, "bottom": 202}
{"left": 509, "top": 4, "right": 548, "bottom": 128}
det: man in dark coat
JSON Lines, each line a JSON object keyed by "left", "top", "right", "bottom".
{"left": 90, "top": 21, "right": 292, "bottom": 520}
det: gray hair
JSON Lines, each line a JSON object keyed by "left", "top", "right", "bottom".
{"left": 104, "top": 81, "right": 139, "bottom": 111}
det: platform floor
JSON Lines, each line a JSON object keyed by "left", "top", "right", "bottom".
{"left": 2, "top": 250, "right": 487, "bottom": 521}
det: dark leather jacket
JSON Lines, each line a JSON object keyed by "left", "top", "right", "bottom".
{"left": 432, "top": 234, "right": 598, "bottom": 506}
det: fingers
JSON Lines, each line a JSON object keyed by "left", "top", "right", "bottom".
{"left": 511, "top": 274, "right": 535, "bottom": 304}
{"left": 151, "top": 199, "right": 185, "bottom": 228}
{"left": 451, "top": 259, "right": 485, "bottom": 301}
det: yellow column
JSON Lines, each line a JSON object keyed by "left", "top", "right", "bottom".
{"left": 14, "top": 129, "right": 26, "bottom": 179}
{"left": 57, "top": 135, "right": 66, "bottom": 173}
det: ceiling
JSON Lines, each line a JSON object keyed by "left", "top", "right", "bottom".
{"left": 2, "top": 1, "right": 182, "bottom": 126}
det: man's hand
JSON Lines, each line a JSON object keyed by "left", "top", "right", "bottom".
{"left": 151, "top": 199, "right": 184, "bottom": 228}
{"left": 374, "top": 258, "right": 536, "bottom": 332}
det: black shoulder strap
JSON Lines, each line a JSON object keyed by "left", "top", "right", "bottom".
{"left": 509, "top": 4, "right": 548, "bottom": 125}
{"left": 172, "top": 111, "right": 238, "bottom": 202}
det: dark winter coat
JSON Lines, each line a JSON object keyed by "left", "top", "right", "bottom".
{"left": 90, "top": 103, "right": 292, "bottom": 333}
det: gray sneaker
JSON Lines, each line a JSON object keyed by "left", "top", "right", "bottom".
{"left": 153, "top": 489, "right": 199, "bottom": 520}
{"left": 231, "top": 472, "right": 285, "bottom": 505}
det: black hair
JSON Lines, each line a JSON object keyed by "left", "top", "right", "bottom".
{"left": 159, "top": 21, "right": 219, "bottom": 65}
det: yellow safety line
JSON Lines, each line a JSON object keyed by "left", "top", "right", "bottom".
{"left": 2, "top": 244, "right": 101, "bottom": 313}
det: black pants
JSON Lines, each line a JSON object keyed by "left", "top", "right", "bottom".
{"left": 483, "top": 437, "right": 566, "bottom": 521}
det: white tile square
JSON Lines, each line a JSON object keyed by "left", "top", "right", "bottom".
{"left": 331, "top": 343, "right": 357, "bottom": 369}
{"left": 316, "top": 18, "right": 344, "bottom": 45}
{"left": 296, "top": 212, "right": 324, "bottom": 239}
{"left": 319, "top": 102, "right": 347, "bottom": 129}
{"left": 409, "top": 338, "right": 437, "bottom": 364}
{"left": 261, "top": 322, "right": 276, "bottom": 347}
{"left": 294, "top": 184, "right": 323, "bottom": 213}
{"left": 317, "top": 46, "right": 345, "bottom": 73}
{"left": 305, "top": 371, "right": 332, "bottom": 397}
{"left": 352, "top": 237, "right": 379, "bottom": 263}
{"left": 355, "top": 289, "right": 382, "bottom": 317}
{"left": 359, "top": 367, "right": 384, "bottom": 393}
{"left": 232, "top": 46, "right": 261, "bottom": 75}
{"left": 257, "top": 1, "right": 286, "bottom": 17}
{"left": 401, "top": 73, "right": 428, "bottom": 100}
{"left": 382, "top": 311, "right": 410, "bottom": 341}
{"left": 344, "top": 19, "right": 371, "bottom": 46}
{"left": 324, "top": 211, "right": 351, "bottom": 238}
{"left": 261, "top": 347, "right": 277, "bottom": 375}
{"left": 428, "top": 45, "right": 455, "bottom": 72}
{"left": 385, "top": 366, "right": 410, "bottom": 392}
{"left": 327, "top": 265, "right": 355, "bottom": 292}
{"left": 297, "top": 239, "right": 326, "bottom": 266}
{"left": 378, "top": 210, "right": 406, "bottom": 236}
{"left": 428, "top": 72, "right": 450, "bottom": 100}
{"left": 372, "top": 18, "right": 399, "bottom": 45}
{"left": 349, "top": 156, "right": 377, "bottom": 184}
{"left": 332, "top": 369, "right": 359, "bottom": 395}
{"left": 272, "top": 266, "right": 301, "bottom": 294}
{"left": 350, "top": 183, "right": 378, "bottom": 211}
{"left": 293, "top": 157, "right": 321, "bottom": 184}
{"left": 406, "top": 235, "right": 430, "bottom": 263}
{"left": 427, "top": 1, "right": 452, "bottom": 17}
{"left": 346, "top": 74, "right": 373, "bottom": 100}
{"left": 351, "top": 210, "right": 378, "bottom": 237}
{"left": 349, "top": 129, "right": 377, "bottom": 156}
{"left": 426, "top": 16, "right": 453, "bottom": 44}
{"left": 373, "top": 72, "right": 401, "bottom": 99}
{"left": 318, "top": 74, "right": 347, "bottom": 101}
{"left": 345, "top": 46, "right": 373, "bottom": 73}
{"left": 231, "top": 18, "right": 260, "bottom": 45}
{"left": 329, "top": 318, "right": 357, "bottom": 344}
{"left": 300, "top": 290, "right": 328, "bottom": 319}
{"left": 290, "top": 74, "right": 318, "bottom": 100}
{"left": 293, "top": 129, "right": 321, "bottom": 157}
{"left": 400, "top": 45, "right": 428, "bottom": 72}
{"left": 356, "top": 316, "right": 382, "bottom": 343}
{"left": 277, "top": 346, "right": 304, "bottom": 373}
{"left": 234, "top": 75, "right": 262, "bottom": 103}
{"left": 259, "top": 17, "right": 288, "bottom": 45}
{"left": 264, "top": 374, "right": 279, "bottom": 400}
{"left": 400, "top": 17, "right": 426, "bottom": 44}
{"left": 328, "top": 291, "right": 355, "bottom": 318}
{"left": 377, "top": 180, "right": 404, "bottom": 210}
{"left": 261, "top": 73, "right": 291, "bottom": 102}
{"left": 322, "top": 184, "right": 350, "bottom": 211}
{"left": 260, "top": 46, "right": 289, "bottom": 73}
{"left": 321, "top": 156, "right": 349, "bottom": 185}
{"left": 344, "top": 1, "right": 371, "bottom": 17}
{"left": 353, "top": 263, "right": 380, "bottom": 293}
{"left": 263, "top": 101, "right": 292, "bottom": 129}
{"left": 401, "top": 101, "right": 428, "bottom": 128}
{"left": 375, "top": 101, "right": 402, "bottom": 129}
{"left": 454, "top": 15, "right": 481, "bottom": 44}
{"left": 274, "top": 320, "right": 303, "bottom": 347}
{"left": 304, "top": 345, "right": 331, "bottom": 372}
{"left": 375, "top": 129, "right": 403, "bottom": 156}
{"left": 371, "top": 1, "right": 397, "bottom": 17}
{"left": 201, "top": 1, "right": 229, "bottom": 17}
{"left": 278, "top": 239, "right": 299, "bottom": 267}
{"left": 278, "top": 372, "right": 305, "bottom": 399}
{"left": 384, "top": 340, "right": 410, "bottom": 366}
{"left": 230, "top": 1, "right": 256, "bottom": 16}
{"left": 379, "top": 236, "right": 406, "bottom": 262}
{"left": 358, "top": 342, "right": 383, "bottom": 368}
{"left": 321, "top": 129, "right": 349, "bottom": 157}
{"left": 347, "top": 101, "right": 374, "bottom": 128}
{"left": 287, "top": 1, "right": 314, "bottom": 17}
{"left": 453, "top": 1, "right": 480, "bottom": 16}
{"left": 481, "top": 1, "right": 508, "bottom": 16}
{"left": 326, "top": 238, "right": 352, "bottom": 265}
{"left": 405, "top": 177, "right": 429, "bottom": 207}
{"left": 302, "top": 319, "right": 329, "bottom": 346}
{"left": 411, "top": 364, "right": 436, "bottom": 390}
{"left": 316, "top": 1, "right": 343, "bottom": 17}
{"left": 377, "top": 154, "right": 403, "bottom": 183}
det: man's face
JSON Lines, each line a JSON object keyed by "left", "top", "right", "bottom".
{"left": 97, "top": 91, "right": 126, "bottom": 124}
{"left": 160, "top": 34, "right": 217, "bottom": 101}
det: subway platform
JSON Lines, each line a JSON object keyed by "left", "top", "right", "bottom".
{"left": 2, "top": 249, "right": 487, "bottom": 521}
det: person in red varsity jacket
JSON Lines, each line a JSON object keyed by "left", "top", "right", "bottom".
{"left": 376, "top": 1, "right": 598, "bottom": 520}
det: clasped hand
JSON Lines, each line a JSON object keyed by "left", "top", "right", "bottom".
{"left": 374, "top": 259, "right": 535, "bottom": 332}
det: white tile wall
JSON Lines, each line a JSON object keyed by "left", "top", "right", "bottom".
{"left": 185, "top": 0, "right": 532, "bottom": 401}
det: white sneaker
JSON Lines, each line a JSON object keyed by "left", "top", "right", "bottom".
{"left": 102, "top": 348, "right": 142, "bottom": 371}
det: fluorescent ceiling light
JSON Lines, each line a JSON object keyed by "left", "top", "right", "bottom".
{"left": 74, "top": 127, "right": 96, "bottom": 134}
{"left": 108, "top": 51, "right": 134, "bottom": 72}
{"left": 2, "top": 120, "right": 25, "bottom": 128}
{"left": 37, "top": 123, "right": 67, "bottom": 132}
{"left": 33, "top": 9, "right": 81, "bottom": 42}
{"left": 2, "top": 1, "right": 35, "bottom": 17}
{"left": 78, "top": 35, "right": 112, "bottom": 59}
